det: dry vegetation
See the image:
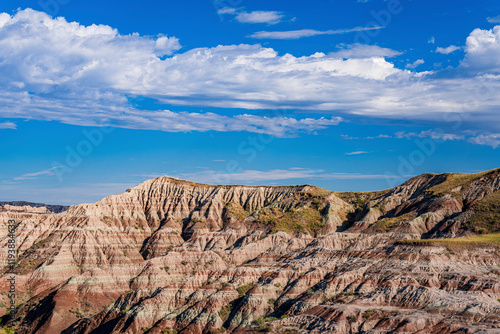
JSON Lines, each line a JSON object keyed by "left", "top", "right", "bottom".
{"left": 336, "top": 190, "right": 389, "bottom": 209}
{"left": 466, "top": 190, "right": 500, "bottom": 234}
{"left": 256, "top": 206, "right": 325, "bottom": 236}
{"left": 224, "top": 202, "right": 248, "bottom": 221}
{"left": 425, "top": 169, "right": 499, "bottom": 199}
{"left": 368, "top": 212, "right": 416, "bottom": 233}
{"left": 399, "top": 233, "right": 500, "bottom": 250}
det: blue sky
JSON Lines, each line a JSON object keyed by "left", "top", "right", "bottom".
{"left": 1, "top": 0, "right": 500, "bottom": 205}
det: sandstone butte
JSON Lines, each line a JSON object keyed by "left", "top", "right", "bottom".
{"left": 0, "top": 168, "right": 499, "bottom": 334}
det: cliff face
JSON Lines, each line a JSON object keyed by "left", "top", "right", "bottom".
{"left": 0, "top": 171, "right": 499, "bottom": 334}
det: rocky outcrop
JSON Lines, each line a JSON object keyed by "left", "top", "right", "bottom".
{"left": 0, "top": 170, "right": 499, "bottom": 333}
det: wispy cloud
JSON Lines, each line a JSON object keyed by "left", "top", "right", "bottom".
{"left": 364, "top": 134, "right": 392, "bottom": 139}
{"left": 0, "top": 182, "right": 137, "bottom": 205}
{"left": 250, "top": 26, "right": 384, "bottom": 39}
{"left": 436, "top": 45, "right": 460, "bottom": 54}
{"left": 394, "top": 130, "right": 500, "bottom": 148}
{"left": 341, "top": 134, "right": 359, "bottom": 140}
{"left": 406, "top": 59, "right": 424, "bottom": 69}
{"left": 467, "top": 133, "right": 500, "bottom": 148}
{"left": 487, "top": 15, "right": 500, "bottom": 24}
{"left": 236, "top": 11, "right": 284, "bottom": 24}
{"left": 345, "top": 151, "right": 370, "bottom": 155}
{"left": 14, "top": 167, "right": 61, "bottom": 180}
{"left": 395, "top": 130, "right": 464, "bottom": 141}
{"left": 171, "top": 168, "right": 399, "bottom": 184}
{"left": 330, "top": 44, "right": 401, "bottom": 58}
{"left": 217, "top": 7, "right": 237, "bottom": 15}
{"left": 0, "top": 122, "right": 16, "bottom": 129}
{"left": 428, "top": 36, "right": 435, "bottom": 44}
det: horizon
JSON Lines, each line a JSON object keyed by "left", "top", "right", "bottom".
{"left": 1, "top": 0, "right": 500, "bottom": 205}
{"left": 4, "top": 167, "right": 500, "bottom": 206}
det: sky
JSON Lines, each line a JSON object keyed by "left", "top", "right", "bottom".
{"left": 1, "top": 0, "right": 500, "bottom": 205}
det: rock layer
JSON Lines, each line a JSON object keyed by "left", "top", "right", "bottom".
{"left": 0, "top": 171, "right": 499, "bottom": 334}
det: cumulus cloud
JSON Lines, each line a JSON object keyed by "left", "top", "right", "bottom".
{"left": 464, "top": 26, "right": 500, "bottom": 72}
{"left": 436, "top": 45, "right": 461, "bottom": 54}
{"left": 1, "top": 9, "right": 500, "bottom": 137}
{"left": 250, "top": 26, "right": 384, "bottom": 39}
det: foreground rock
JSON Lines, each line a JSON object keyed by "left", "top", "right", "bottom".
{"left": 0, "top": 169, "right": 499, "bottom": 333}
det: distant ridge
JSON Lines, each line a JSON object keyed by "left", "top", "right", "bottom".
{"left": 0, "top": 201, "right": 69, "bottom": 213}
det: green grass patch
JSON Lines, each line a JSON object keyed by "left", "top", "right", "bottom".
{"left": 219, "top": 304, "right": 232, "bottom": 321}
{"left": 466, "top": 190, "right": 500, "bottom": 234}
{"left": 256, "top": 206, "right": 325, "bottom": 236}
{"left": 237, "top": 284, "right": 253, "bottom": 297}
{"left": 336, "top": 190, "right": 389, "bottom": 208}
{"left": 425, "top": 169, "right": 499, "bottom": 201}
{"left": 399, "top": 233, "right": 500, "bottom": 250}
{"left": 369, "top": 212, "right": 416, "bottom": 233}
{"left": 224, "top": 202, "right": 248, "bottom": 221}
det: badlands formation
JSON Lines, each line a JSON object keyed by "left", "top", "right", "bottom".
{"left": 0, "top": 169, "right": 500, "bottom": 333}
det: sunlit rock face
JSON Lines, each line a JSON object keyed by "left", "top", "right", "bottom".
{"left": 1, "top": 170, "right": 499, "bottom": 333}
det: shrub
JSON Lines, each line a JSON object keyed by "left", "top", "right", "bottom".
{"left": 219, "top": 304, "right": 232, "bottom": 321}
{"left": 237, "top": 284, "right": 253, "bottom": 297}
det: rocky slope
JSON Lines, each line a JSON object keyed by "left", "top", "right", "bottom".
{"left": 0, "top": 169, "right": 499, "bottom": 334}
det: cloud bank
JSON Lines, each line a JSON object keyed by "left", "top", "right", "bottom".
{"left": 1, "top": 9, "right": 500, "bottom": 138}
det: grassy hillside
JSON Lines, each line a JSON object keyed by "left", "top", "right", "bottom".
{"left": 466, "top": 190, "right": 500, "bottom": 234}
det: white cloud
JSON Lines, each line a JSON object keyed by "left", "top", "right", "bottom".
{"left": 14, "top": 167, "right": 61, "bottom": 180}
{"left": 154, "top": 35, "right": 181, "bottom": 56}
{"left": 406, "top": 59, "right": 425, "bottom": 69}
{"left": 467, "top": 133, "right": 500, "bottom": 148}
{"left": 394, "top": 130, "right": 500, "bottom": 148}
{"left": 0, "top": 182, "right": 136, "bottom": 205}
{"left": 171, "top": 168, "right": 399, "bottom": 184}
{"left": 487, "top": 15, "right": 500, "bottom": 24}
{"left": 436, "top": 45, "right": 460, "bottom": 54}
{"left": 464, "top": 26, "right": 500, "bottom": 72}
{"left": 364, "top": 134, "right": 391, "bottom": 139}
{"left": 0, "top": 121, "right": 16, "bottom": 129}
{"left": 250, "top": 26, "right": 384, "bottom": 39}
{"left": 428, "top": 36, "right": 435, "bottom": 44}
{"left": 235, "top": 11, "right": 284, "bottom": 24}
{"left": 395, "top": 130, "right": 464, "bottom": 141}
{"left": 330, "top": 44, "right": 402, "bottom": 58}
{"left": 345, "top": 151, "right": 370, "bottom": 155}
{"left": 217, "top": 8, "right": 284, "bottom": 24}
{"left": 217, "top": 7, "right": 237, "bottom": 15}
{"left": 1, "top": 10, "right": 500, "bottom": 136}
